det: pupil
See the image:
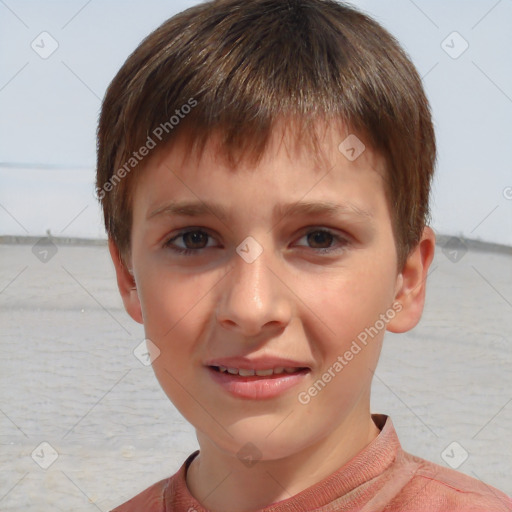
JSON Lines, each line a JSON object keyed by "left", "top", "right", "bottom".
{"left": 185, "top": 231, "right": 207, "bottom": 248}
{"left": 308, "top": 231, "right": 332, "bottom": 248}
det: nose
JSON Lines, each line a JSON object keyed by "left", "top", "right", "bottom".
{"left": 216, "top": 243, "right": 292, "bottom": 337}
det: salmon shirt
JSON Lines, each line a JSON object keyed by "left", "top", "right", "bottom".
{"left": 111, "top": 415, "right": 511, "bottom": 512}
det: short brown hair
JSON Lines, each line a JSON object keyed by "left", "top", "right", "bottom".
{"left": 96, "top": 0, "right": 436, "bottom": 268}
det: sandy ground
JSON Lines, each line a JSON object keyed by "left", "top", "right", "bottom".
{"left": 0, "top": 238, "right": 511, "bottom": 511}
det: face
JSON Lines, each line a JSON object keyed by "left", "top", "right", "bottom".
{"left": 119, "top": 124, "right": 411, "bottom": 461}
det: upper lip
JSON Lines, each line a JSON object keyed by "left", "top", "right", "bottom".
{"left": 205, "top": 356, "right": 311, "bottom": 371}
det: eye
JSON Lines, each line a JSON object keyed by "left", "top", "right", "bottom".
{"left": 164, "top": 229, "right": 218, "bottom": 255}
{"left": 295, "top": 228, "right": 348, "bottom": 254}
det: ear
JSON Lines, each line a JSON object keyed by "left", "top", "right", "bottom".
{"left": 108, "top": 239, "right": 143, "bottom": 324}
{"left": 387, "top": 226, "right": 436, "bottom": 333}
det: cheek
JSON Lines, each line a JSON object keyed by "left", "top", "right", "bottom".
{"left": 311, "top": 266, "right": 396, "bottom": 346}
{"left": 138, "top": 273, "right": 208, "bottom": 415}
{"left": 299, "top": 273, "right": 392, "bottom": 420}
{"left": 137, "top": 263, "right": 203, "bottom": 337}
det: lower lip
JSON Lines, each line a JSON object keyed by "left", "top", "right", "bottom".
{"left": 207, "top": 367, "right": 308, "bottom": 400}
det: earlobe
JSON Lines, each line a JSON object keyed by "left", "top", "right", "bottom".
{"left": 108, "top": 239, "right": 144, "bottom": 324}
{"left": 387, "top": 227, "right": 436, "bottom": 333}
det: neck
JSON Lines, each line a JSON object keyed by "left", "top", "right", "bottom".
{"left": 186, "top": 410, "right": 380, "bottom": 512}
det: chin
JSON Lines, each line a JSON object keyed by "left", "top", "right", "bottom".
{"left": 205, "top": 419, "right": 316, "bottom": 463}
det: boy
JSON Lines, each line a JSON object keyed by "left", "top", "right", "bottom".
{"left": 96, "top": 0, "right": 512, "bottom": 510}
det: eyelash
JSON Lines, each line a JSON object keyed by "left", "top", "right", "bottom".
{"left": 163, "top": 227, "right": 349, "bottom": 256}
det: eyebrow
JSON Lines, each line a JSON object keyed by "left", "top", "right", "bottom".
{"left": 147, "top": 199, "right": 374, "bottom": 222}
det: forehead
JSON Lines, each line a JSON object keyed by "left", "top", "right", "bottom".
{"left": 130, "top": 121, "right": 390, "bottom": 230}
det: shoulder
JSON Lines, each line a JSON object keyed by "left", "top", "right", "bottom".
{"left": 110, "top": 478, "right": 170, "bottom": 512}
{"left": 388, "top": 450, "right": 512, "bottom": 512}
{"left": 110, "top": 451, "right": 199, "bottom": 512}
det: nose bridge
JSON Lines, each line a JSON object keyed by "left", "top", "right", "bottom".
{"left": 216, "top": 238, "right": 291, "bottom": 335}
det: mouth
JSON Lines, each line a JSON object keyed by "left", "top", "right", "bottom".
{"left": 206, "top": 360, "right": 310, "bottom": 399}
{"left": 209, "top": 365, "right": 308, "bottom": 377}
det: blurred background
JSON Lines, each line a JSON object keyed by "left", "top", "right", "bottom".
{"left": 1, "top": 1, "right": 511, "bottom": 510}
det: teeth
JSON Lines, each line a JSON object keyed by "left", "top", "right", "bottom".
{"left": 214, "top": 366, "right": 303, "bottom": 376}
{"left": 255, "top": 368, "right": 274, "bottom": 377}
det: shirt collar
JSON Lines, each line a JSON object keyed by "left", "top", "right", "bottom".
{"left": 167, "top": 414, "right": 401, "bottom": 511}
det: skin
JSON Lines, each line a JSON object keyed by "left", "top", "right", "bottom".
{"left": 110, "top": 123, "right": 435, "bottom": 512}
